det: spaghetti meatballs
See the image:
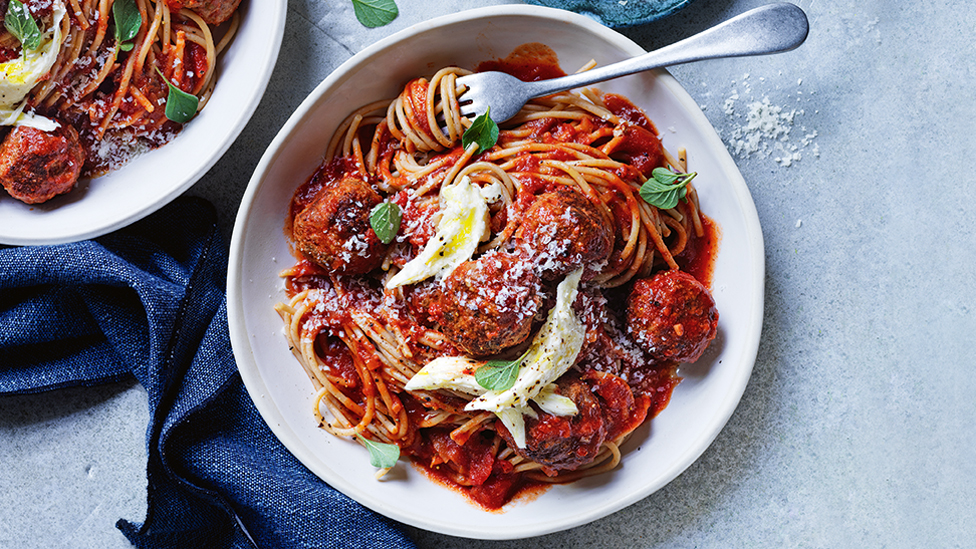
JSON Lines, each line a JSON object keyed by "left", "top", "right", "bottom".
{"left": 276, "top": 56, "right": 720, "bottom": 510}
{"left": 0, "top": 0, "right": 243, "bottom": 204}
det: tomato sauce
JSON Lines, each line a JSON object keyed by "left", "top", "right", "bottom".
{"left": 184, "top": 42, "right": 210, "bottom": 93}
{"left": 410, "top": 447, "right": 548, "bottom": 511}
{"left": 404, "top": 78, "right": 432, "bottom": 135}
{"left": 602, "top": 93, "right": 660, "bottom": 134}
{"left": 288, "top": 155, "right": 359, "bottom": 226}
{"left": 0, "top": 48, "right": 18, "bottom": 64}
{"left": 476, "top": 43, "right": 567, "bottom": 82}
{"left": 316, "top": 334, "right": 360, "bottom": 390}
{"left": 675, "top": 214, "right": 720, "bottom": 288}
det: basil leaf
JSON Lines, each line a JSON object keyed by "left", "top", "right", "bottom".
{"left": 475, "top": 358, "right": 521, "bottom": 392}
{"left": 650, "top": 167, "right": 681, "bottom": 186}
{"left": 4, "top": 0, "right": 42, "bottom": 51}
{"left": 113, "top": 0, "right": 142, "bottom": 44}
{"left": 639, "top": 168, "right": 697, "bottom": 210}
{"left": 351, "top": 0, "right": 398, "bottom": 28}
{"left": 461, "top": 107, "right": 499, "bottom": 154}
{"left": 369, "top": 202, "right": 401, "bottom": 244}
{"left": 154, "top": 66, "right": 200, "bottom": 124}
{"left": 360, "top": 436, "right": 400, "bottom": 468}
{"left": 652, "top": 187, "right": 686, "bottom": 210}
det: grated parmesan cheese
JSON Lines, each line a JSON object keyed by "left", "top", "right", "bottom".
{"left": 717, "top": 74, "right": 820, "bottom": 167}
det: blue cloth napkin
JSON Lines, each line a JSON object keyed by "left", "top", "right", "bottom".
{"left": 0, "top": 197, "right": 416, "bottom": 549}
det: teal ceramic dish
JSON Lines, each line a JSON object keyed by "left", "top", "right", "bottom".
{"left": 525, "top": 0, "right": 696, "bottom": 27}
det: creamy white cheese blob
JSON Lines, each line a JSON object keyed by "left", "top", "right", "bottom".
{"left": 404, "top": 268, "right": 586, "bottom": 448}
{"left": 465, "top": 268, "right": 585, "bottom": 415}
{"left": 386, "top": 175, "right": 490, "bottom": 288}
{"left": 403, "top": 356, "right": 485, "bottom": 396}
{"left": 0, "top": 0, "right": 67, "bottom": 131}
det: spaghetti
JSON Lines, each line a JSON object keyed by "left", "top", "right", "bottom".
{"left": 277, "top": 56, "right": 719, "bottom": 509}
{"left": 0, "top": 0, "right": 240, "bottom": 203}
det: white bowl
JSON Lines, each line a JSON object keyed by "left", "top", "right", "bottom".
{"left": 0, "top": 0, "right": 287, "bottom": 245}
{"left": 229, "top": 5, "right": 764, "bottom": 540}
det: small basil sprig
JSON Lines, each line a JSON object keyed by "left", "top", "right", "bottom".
{"left": 461, "top": 107, "right": 499, "bottom": 154}
{"left": 369, "top": 201, "right": 401, "bottom": 244}
{"left": 112, "top": 0, "right": 142, "bottom": 52}
{"left": 351, "top": 0, "right": 398, "bottom": 28}
{"left": 638, "top": 167, "right": 698, "bottom": 210}
{"left": 359, "top": 436, "right": 400, "bottom": 469}
{"left": 475, "top": 351, "right": 528, "bottom": 392}
{"left": 4, "top": 0, "right": 42, "bottom": 51}
{"left": 153, "top": 66, "right": 200, "bottom": 124}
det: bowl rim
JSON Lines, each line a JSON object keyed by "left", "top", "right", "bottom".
{"left": 0, "top": 0, "right": 288, "bottom": 246}
{"left": 229, "top": 3, "right": 764, "bottom": 539}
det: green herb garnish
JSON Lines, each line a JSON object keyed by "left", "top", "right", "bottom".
{"left": 4, "top": 0, "right": 41, "bottom": 51}
{"left": 154, "top": 66, "right": 200, "bottom": 124}
{"left": 369, "top": 201, "right": 402, "bottom": 245}
{"left": 360, "top": 436, "right": 400, "bottom": 469}
{"left": 638, "top": 167, "right": 698, "bottom": 210}
{"left": 475, "top": 353, "right": 526, "bottom": 392}
{"left": 461, "top": 107, "right": 499, "bottom": 154}
{"left": 351, "top": 0, "right": 399, "bottom": 28}
{"left": 112, "top": 0, "right": 142, "bottom": 51}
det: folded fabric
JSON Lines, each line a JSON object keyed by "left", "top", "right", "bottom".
{"left": 0, "top": 197, "right": 416, "bottom": 549}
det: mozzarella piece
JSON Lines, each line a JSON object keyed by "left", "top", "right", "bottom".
{"left": 404, "top": 357, "right": 575, "bottom": 430}
{"left": 465, "top": 268, "right": 585, "bottom": 414}
{"left": 0, "top": 1, "right": 66, "bottom": 130}
{"left": 532, "top": 384, "right": 579, "bottom": 417}
{"left": 404, "top": 268, "right": 586, "bottom": 449}
{"left": 497, "top": 407, "right": 528, "bottom": 448}
{"left": 403, "top": 356, "right": 484, "bottom": 396}
{"left": 386, "top": 176, "right": 489, "bottom": 288}
{"left": 478, "top": 181, "right": 504, "bottom": 204}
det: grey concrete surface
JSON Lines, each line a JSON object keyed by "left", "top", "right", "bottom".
{"left": 2, "top": 0, "right": 975, "bottom": 547}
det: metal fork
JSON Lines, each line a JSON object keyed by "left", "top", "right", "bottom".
{"left": 455, "top": 3, "right": 809, "bottom": 124}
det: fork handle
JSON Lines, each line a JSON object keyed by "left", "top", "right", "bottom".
{"left": 524, "top": 3, "right": 809, "bottom": 98}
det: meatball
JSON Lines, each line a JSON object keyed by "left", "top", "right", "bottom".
{"left": 626, "top": 269, "right": 718, "bottom": 363}
{"left": 0, "top": 124, "right": 85, "bottom": 204}
{"left": 511, "top": 375, "right": 607, "bottom": 475}
{"left": 401, "top": 279, "right": 442, "bottom": 327}
{"left": 584, "top": 369, "right": 645, "bottom": 441}
{"left": 513, "top": 188, "right": 612, "bottom": 277}
{"left": 169, "top": 0, "right": 242, "bottom": 25}
{"left": 432, "top": 251, "right": 541, "bottom": 357}
{"left": 292, "top": 176, "right": 388, "bottom": 275}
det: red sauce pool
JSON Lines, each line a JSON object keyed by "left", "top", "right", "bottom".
{"left": 410, "top": 460, "right": 550, "bottom": 512}
{"left": 476, "top": 43, "right": 567, "bottom": 82}
{"left": 676, "top": 214, "right": 721, "bottom": 288}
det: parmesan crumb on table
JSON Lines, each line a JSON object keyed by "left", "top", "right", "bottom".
{"left": 712, "top": 74, "right": 819, "bottom": 168}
